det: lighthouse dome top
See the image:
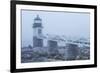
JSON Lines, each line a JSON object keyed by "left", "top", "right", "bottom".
{"left": 34, "top": 15, "right": 42, "bottom": 21}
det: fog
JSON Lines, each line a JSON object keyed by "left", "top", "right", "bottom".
{"left": 21, "top": 10, "right": 90, "bottom": 47}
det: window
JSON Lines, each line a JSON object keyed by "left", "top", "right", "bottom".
{"left": 38, "top": 29, "right": 41, "bottom": 34}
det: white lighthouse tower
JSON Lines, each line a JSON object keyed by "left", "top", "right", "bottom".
{"left": 33, "top": 15, "right": 43, "bottom": 47}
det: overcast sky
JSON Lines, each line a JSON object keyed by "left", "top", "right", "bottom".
{"left": 21, "top": 10, "right": 90, "bottom": 47}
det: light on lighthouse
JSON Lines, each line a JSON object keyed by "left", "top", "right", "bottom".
{"left": 33, "top": 15, "right": 43, "bottom": 38}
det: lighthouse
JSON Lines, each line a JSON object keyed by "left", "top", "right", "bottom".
{"left": 33, "top": 15, "right": 43, "bottom": 47}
